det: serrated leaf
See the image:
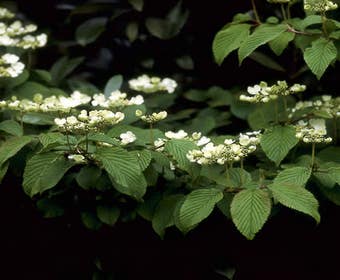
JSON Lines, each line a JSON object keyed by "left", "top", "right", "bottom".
{"left": 238, "top": 24, "right": 287, "bottom": 64}
{"left": 95, "top": 147, "right": 145, "bottom": 199}
{"left": 152, "top": 194, "right": 184, "bottom": 238}
{"left": 314, "top": 162, "right": 340, "bottom": 188}
{"left": 176, "top": 188, "right": 223, "bottom": 233}
{"left": 23, "top": 153, "right": 75, "bottom": 197}
{"left": 96, "top": 205, "right": 120, "bottom": 226}
{"left": 76, "top": 17, "right": 107, "bottom": 46}
{"left": 274, "top": 167, "right": 312, "bottom": 186}
{"left": 231, "top": 189, "right": 271, "bottom": 240}
{"left": 318, "top": 184, "right": 340, "bottom": 206}
{"left": 213, "top": 24, "right": 251, "bottom": 65}
{"left": 76, "top": 165, "right": 102, "bottom": 190}
{"left": 269, "top": 31, "right": 295, "bottom": 56}
{"left": 38, "top": 132, "right": 64, "bottom": 148}
{"left": 50, "top": 56, "right": 84, "bottom": 86}
{"left": 298, "top": 15, "right": 322, "bottom": 30}
{"left": 268, "top": 183, "right": 320, "bottom": 223}
{"left": 318, "top": 147, "right": 340, "bottom": 164}
{"left": 0, "top": 136, "right": 33, "bottom": 166}
{"left": 0, "top": 120, "right": 23, "bottom": 137}
{"left": 130, "top": 150, "right": 152, "bottom": 171}
{"left": 104, "top": 75, "right": 123, "bottom": 97}
{"left": 260, "top": 125, "right": 299, "bottom": 165}
{"left": 303, "top": 37, "right": 337, "bottom": 79}
{"left": 248, "top": 51, "right": 285, "bottom": 72}
{"left": 164, "top": 139, "right": 198, "bottom": 171}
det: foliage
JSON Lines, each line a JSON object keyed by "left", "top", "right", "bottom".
{"left": 0, "top": 1, "right": 339, "bottom": 244}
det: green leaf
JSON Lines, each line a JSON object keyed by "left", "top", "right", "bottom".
{"left": 76, "top": 17, "right": 107, "bottom": 46}
{"left": 314, "top": 162, "right": 340, "bottom": 188}
{"left": 37, "top": 197, "right": 65, "bottom": 218}
{"left": 0, "top": 120, "right": 23, "bottom": 137}
{"left": 0, "top": 136, "right": 33, "bottom": 166}
{"left": 81, "top": 211, "right": 102, "bottom": 230}
{"left": 38, "top": 132, "right": 64, "bottom": 148}
{"left": 0, "top": 162, "right": 9, "bottom": 184}
{"left": 248, "top": 51, "right": 285, "bottom": 72}
{"left": 303, "top": 37, "right": 337, "bottom": 79}
{"left": 126, "top": 21, "right": 139, "bottom": 42}
{"left": 82, "top": 132, "right": 120, "bottom": 146}
{"left": 23, "top": 152, "right": 75, "bottom": 197}
{"left": 50, "top": 56, "right": 84, "bottom": 86}
{"left": 299, "top": 15, "right": 322, "bottom": 30}
{"left": 76, "top": 165, "right": 102, "bottom": 190}
{"left": 152, "top": 194, "right": 184, "bottom": 238}
{"left": 145, "top": 1, "right": 189, "bottom": 39}
{"left": 96, "top": 205, "right": 120, "bottom": 226}
{"left": 318, "top": 184, "right": 340, "bottom": 206}
{"left": 130, "top": 150, "right": 152, "bottom": 171}
{"left": 95, "top": 147, "right": 145, "bottom": 199}
{"left": 268, "top": 183, "right": 320, "bottom": 223}
{"left": 176, "top": 188, "right": 223, "bottom": 233}
{"left": 136, "top": 192, "right": 162, "bottom": 221}
{"left": 274, "top": 167, "right": 312, "bottom": 186}
{"left": 269, "top": 31, "right": 295, "bottom": 56}
{"left": 164, "top": 139, "right": 198, "bottom": 171}
{"left": 231, "top": 189, "right": 271, "bottom": 240}
{"left": 318, "top": 147, "right": 340, "bottom": 164}
{"left": 9, "top": 81, "right": 51, "bottom": 99}
{"left": 128, "top": 0, "right": 144, "bottom": 11}
{"left": 238, "top": 24, "right": 287, "bottom": 64}
{"left": 104, "top": 74, "right": 123, "bottom": 96}
{"left": 260, "top": 125, "right": 299, "bottom": 165}
{"left": 212, "top": 24, "right": 251, "bottom": 65}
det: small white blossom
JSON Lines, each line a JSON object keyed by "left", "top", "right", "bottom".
{"left": 129, "top": 74, "right": 177, "bottom": 94}
{"left": 120, "top": 131, "right": 137, "bottom": 145}
{"left": 165, "top": 130, "right": 188, "bottom": 139}
{"left": 295, "top": 118, "right": 332, "bottom": 143}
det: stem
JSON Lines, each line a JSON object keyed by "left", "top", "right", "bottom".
{"left": 66, "top": 132, "right": 72, "bottom": 151}
{"left": 149, "top": 123, "right": 154, "bottom": 147}
{"left": 311, "top": 142, "right": 316, "bottom": 168}
{"left": 281, "top": 4, "right": 287, "bottom": 21}
{"left": 321, "top": 12, "right": 328, "bottom": 38}
{"left": 85, "top": 131, "right": 89, "bottom": 153}
{"left": 20, "top": 111, "right": 24, "bottom": 130}
{"left": 240, "top": 159, "right": 244, "bottom": 186}
{"left": 333, "top": 117, "right": 338, "bottom": 144}
{"left": 287, "top": 4, "right": 291, "bottom": 20}
{"left": 275, "top": 99, "right": 279, "bottom": 123}
{"left": 251, "top": 0, "right": 261, "bottom": 23}
{"left": 283, "top": 97, "right": 288, "bottom": 121}
{"left": 226, "top": 163, "right": 232, "bottom": 188}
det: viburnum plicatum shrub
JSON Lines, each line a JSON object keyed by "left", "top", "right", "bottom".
{"left": 0, "top": 4, "right": 339, "bottom": 240}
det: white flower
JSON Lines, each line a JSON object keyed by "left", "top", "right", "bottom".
{"left": 165, "top": 130, "right": 188, "bottom": 139}
{"left": 2, "top": 53, "right": 19, "bottom": 64}
{"left": 247, "top": 85, "right": 261, "bottom": 95}
{"left": 129, "top": 74, "right": 177, "bottom": 94}
{"left": 120, "top": 131, "right": 136, "bottom": 145}
{"left": 68, "top": 154, "right": 86, "bottom": 163}
{"left": 54, "top": 118, "right": 66, "bottom": 126}
{"left": 196, "top": 136, "right": 210, "bottom": 146}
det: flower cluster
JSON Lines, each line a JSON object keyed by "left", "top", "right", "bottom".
{"left": 186, "top": 131, "right": 261, "bottom": 165}
{"left": 120, "top": 131, "right": 137, "bottom": 145}
{"left": 0, "top": 53, "right": 24, "bottom": 77}
{"left": 54, "top": 110, "right": 124, "bottom": 133}
{"left": 154, "top": 130, "right": 211, "bottom": 151}
{"left": 68, "top": 154, "right": 87, "bottom": 164}
{"left": 0, "top": 91, "right": 91, "bottom": 113}
{"left": 91, "top": 90, "right": 144, "bottom": 109}
{"left": 304, "top": 0, "right": 338, "bottom": 12}
{"left": 295, "top": 118, "right": 332, "bottom": 143}
{"left": 136, "top": 110, "right": 167, "bottom": 123}
{"left": 0, "top": 20, "right": 47, "bottom": 49}
{"left": 240, "top": 81, "right": 306, "bottom": 103}
{"left": 129, "top": 74, "right": 177, "bottom": 94}
{"left": 289, "top": 95, "right": 340, "bottom": 119}
{"left": 0, "top": 7, "right": 14, "bottom": 19}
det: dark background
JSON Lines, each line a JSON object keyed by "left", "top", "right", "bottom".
{"left": 0, "top": 0, "right": 339, "bottom": 279}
